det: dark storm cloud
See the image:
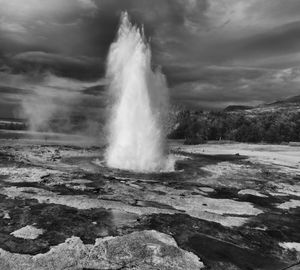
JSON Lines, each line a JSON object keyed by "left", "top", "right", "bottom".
{"left": 164, "top": 65, "right": 268, "bottom": 87}
{"left": 236, "top": 21, "right": 300, "bottom": 61}
{"left": 171, "top": 66, "right": 300, "bottom": 109}
{"left": 10, "top": 52, "right": 102, "bottom": 80}
{"left": 1, "top": 0, "right": 300, "bottom": 114}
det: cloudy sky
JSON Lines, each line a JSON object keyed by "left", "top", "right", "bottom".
{"left": 1, "top": 0, "right": 300, "bottom": 120}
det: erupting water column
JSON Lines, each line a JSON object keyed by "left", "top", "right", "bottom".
{"left": 105, "top": 12, "right": 172, "bottom": 172}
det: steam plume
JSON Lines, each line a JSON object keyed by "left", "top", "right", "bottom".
{"left": 105, "top": 12, "right": 172, "bottom": 172}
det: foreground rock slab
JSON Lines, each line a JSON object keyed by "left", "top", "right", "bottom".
{"left": 0, "top": 230, "right": 204, "bottom": 270}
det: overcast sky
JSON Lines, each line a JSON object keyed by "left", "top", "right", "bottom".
{"left": 1, "top": 0, "right": 300, "bottom": 119}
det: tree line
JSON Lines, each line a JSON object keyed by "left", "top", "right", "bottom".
{"left": 168, "top": 109, "right": 300, "bottom": 144}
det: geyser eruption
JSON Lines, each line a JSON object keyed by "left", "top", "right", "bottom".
{"left": 105, "top": 12, "right": 172, "bottom": 172}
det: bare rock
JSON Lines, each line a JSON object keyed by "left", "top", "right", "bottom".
{"left": 0, "top": 230, "right": 204, "bottom": 270}
{"left": 10, "top": 225, "right": 44, "bottom": 240}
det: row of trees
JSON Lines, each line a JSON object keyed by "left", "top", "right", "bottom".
{"left": 168, "top": 110, "right": 300, "bottom": 144}
{"left": 0, "top": 121, "right": 27, "bottom": 130}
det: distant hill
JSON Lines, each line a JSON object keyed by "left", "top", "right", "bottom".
{"left": 268, "top": 94, "right": 300, "bottom": 105}
{"left": 223, "top": 94, "right": 300, "bottom": 113}
{"left": 221, "top": 94, "right": 300, "bottom": 116}
{"left": 224, "top": 105, "right": 254, "bottom": 112}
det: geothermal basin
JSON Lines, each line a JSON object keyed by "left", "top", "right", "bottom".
{"left": 0, "top": 137, "right": 300, "bottom": 269}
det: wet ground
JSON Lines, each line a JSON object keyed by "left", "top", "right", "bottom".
{"left": 0, "top": 138, "right": 299, "bottom": 269}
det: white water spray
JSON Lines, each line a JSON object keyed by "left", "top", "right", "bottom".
{"left": 105, "top": 12, "right": 173, "bottom": 172}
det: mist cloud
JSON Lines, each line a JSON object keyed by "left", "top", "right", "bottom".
{"left": 0, "top": 71, "right": 106, "bottom": 135}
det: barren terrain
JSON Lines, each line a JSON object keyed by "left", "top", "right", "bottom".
{"left": 0, "top": 137, "right": 299, "bottom": 269}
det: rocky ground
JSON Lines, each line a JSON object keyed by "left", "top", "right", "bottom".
{"left": 0, "top": 138, "right": 299, "bottom": 270}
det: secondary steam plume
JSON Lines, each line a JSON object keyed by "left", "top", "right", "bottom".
{"left": 105, "top": 12, "right": 172, "bottom": 172}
